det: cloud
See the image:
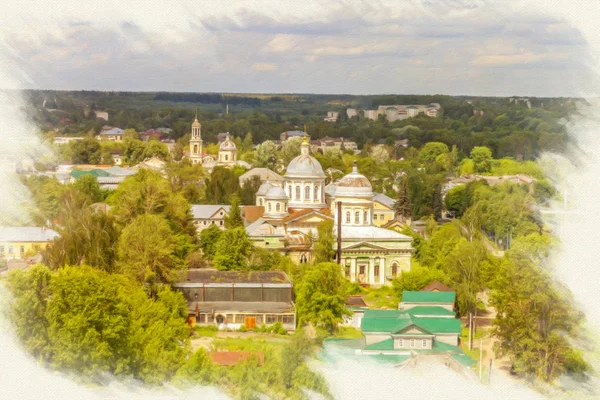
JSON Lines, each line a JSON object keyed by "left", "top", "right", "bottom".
{"left": 471, "top": 52, "right": 569, "bottom": 67}
{"left": 251, "top": 62, "right": 278, "bottom": 71}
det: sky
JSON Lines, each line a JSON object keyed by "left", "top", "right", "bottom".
{"left": 0, "top": 1, "right": 598, "bottom": 95}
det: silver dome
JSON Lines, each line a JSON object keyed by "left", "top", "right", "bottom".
{"left": 219, "top": 135, "right": 237, "bottom": 151}
{"left": 256, "top": 182, "right": 277, "bottom": 196}
{"left": 333, "top": 161, "right": 373, "bottom": 197}
{"left": 265, "top": 185, "right": 288, "bottom": 200}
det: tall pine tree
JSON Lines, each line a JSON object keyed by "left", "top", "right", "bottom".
{"left": 394, "top": 174, "right": 412, "bottom": 222}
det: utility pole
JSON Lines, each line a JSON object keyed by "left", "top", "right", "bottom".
{"left": 469, "top": 313, "right": 473, "bottom": 350}
{"left": 479, "top": 338, "right": 483, "bottom": 381}
{"left": 488, "top": 358, "right": 493, "bottom": 385}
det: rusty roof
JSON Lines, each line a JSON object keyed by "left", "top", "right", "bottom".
{"left": 420, "top": 280, "right": 454, "bottom": 292}
{"left": 345, "top": 295, "right": 368, "bottom": 308}
{"left": 281, "top": 208, "right": 332, "bottom": 223}
{"left": 182, "top": 269, "right": 290, "bottom": 284}
{"left": 242, "top": 206, "right": 265, "bottom": 223}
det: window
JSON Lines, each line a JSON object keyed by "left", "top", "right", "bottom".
{"left": 268, "top": 202, "right": 272, "bottom": 212}
{"left": 284, "top": 204, "right": 288, "bottom": 211}
{"left": 219, "top": 221, "right": 223, "bottom": 226}
{"left": 276, "top": 203, "right": 281, "bottom": 212}
{"left": 374, "top": 265, "right": 380, "bottom": 277}
{"left": 193, "top": 144, "right": 198, "bottom": 153}
{"left": 392, "top": 262, "right": 398, "bottom": 277}
{"left": 398, "top": 339, "right": 404, "bottom": 348}
{"left": 355, "top": 211, "right": 360, "bottom": 224}
{"left": 20, "top": 246, "right": 24, "bottom": 255}
{"left": 282, "top": 315, "right": 294, "bottom": 325}
{"left": 305, "top": 185, "right": 310, "bottom": 200}
{"left": 259, "top": 198, "right": 263, "bottom": 206}
{"left": 0, "top": 246, "right": 4, "bottom": 254}
{"left": 288, "top": 185, "right": 292, "bottom": 198}
{"left": 8, "top": 246, "right": 13, "bottom": 254}
{"left": 295, "top": 186, "right": 300, "bottom": 201}
{"left": 314, "top": 185, "right": 319, "bottom": 201}
{"left": 359, "top": 265, "right": 365, "bottom": 275}
{"left": 364, "top": 211, "right": 368, "bottom": 225}
{"left": 203, "top": 221, "right": 207, "bottom": 225}
{"left": 422, "top": 339, "right": 427, "bottom": 348}
{"left": 346, "top": 211, "right": 351, "bottom": 223}
{"left": 225, "top": 154, "right": 229, "bottom": 161}
{"left": 374, "top": 214, "right": 377, "bottom": 220}
{"left": 220, "top": 212, "right": 224, "bottom": 216}
{"left": 410, "top": 339, "right": 415, "bottom": 348}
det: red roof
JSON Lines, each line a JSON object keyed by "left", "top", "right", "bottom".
{"left": 420, "top": 280, "right": 454, "bottom": 292}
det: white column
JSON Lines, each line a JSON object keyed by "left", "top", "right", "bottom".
{"left": 369, "top": 257, "right": 375, "bottom": 285}
{"left": 350, "top": 258, "right": 357, "bottom": 283}
{"left": 379, "top": 257, "right": 386, "bottom": 285}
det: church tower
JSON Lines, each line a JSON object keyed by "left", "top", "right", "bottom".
{"left": 189, "top": 112, "right": 203, "bottom": 165}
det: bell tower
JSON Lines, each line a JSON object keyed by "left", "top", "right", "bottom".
{"left": 189, "top": 109, "right": 203, "bottom": 165}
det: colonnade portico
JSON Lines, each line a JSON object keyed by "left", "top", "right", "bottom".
{"left": 340, "top": 255, "right": 389, "bottom": 286}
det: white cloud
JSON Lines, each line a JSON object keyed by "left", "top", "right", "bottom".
{"left": 251, "top": 62, "right": 278, "bottom": 71}
{"left": 471, "top": 52, "right": 569, "bottom": 67}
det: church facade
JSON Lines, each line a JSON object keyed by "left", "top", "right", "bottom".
{"left": 246, "top": 137, "right": 412, "bottom": 286}
{"left": 186, "top": 117, "right": 238, "bottom": 170}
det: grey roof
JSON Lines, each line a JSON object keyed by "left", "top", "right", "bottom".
{"left": 101, "top": 128, "right": 124, "bottom": 135}
{"left": 282, "top": 130, "right": 307, "bottom": 137}
{"left": 179, "top": 269, "right": 291, "bottom": 284}
{"left": 0, "top": 227, "right": 59, "bottom": 242}
{"left": 191, "top": 205, "right": 231, "bottom": 219}
{"left": 373, "top": 193, "right": 395, "bottom": 208}
{"left": 239, "top": 168, "right": 283, "bottom": 185}
{"left": 97, "top": 176, "right": 126, "bottom": 184}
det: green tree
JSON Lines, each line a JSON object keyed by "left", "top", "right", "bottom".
{"left": 203, "top": 166, "right": 241, "bottom": 205}
{"left": 254, "top": 140, "right": 278, "bottom": 169}
{"left": 470, "top": 146, "right": 493, "bottom": 173}
{"left": 213, "top": 227, "right": 253, "bottom": 270}
{"left": 117, "top": 214, "right": 184, "bottom": 286}
{"left": 313, "top": 220, "right": 335, "bottom": 263}
{"left": 71, "top": 174, "right": 104, "bottom": 203}
{"left": 280, "top": 136, "right": 303, "bottom": 165}
{"left": 71, "top": 137, "right": 101, "bottom": 164}
{"left": 199, "top": 223, "right": 223, "bottom": 260}
{"left": 419, "top": 142, "right": 449, "bottom": 163}
{"left": 393, "top": 174, "right": 412, "bottom": 221}
{"left": 224, "top": 195, "right": 244, "bottom": 229}
{"left": 240, "top": 175, "right": 262, "bottom": 205}
{"left": 295, "top": 262, "right": 349, "bottom": 333}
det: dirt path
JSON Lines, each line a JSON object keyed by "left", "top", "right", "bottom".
{"left": 190, "top": 331, "right": 290, "bottom": 352}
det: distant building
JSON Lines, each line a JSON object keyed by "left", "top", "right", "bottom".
{"left": 95, "top": 111, "right": 109, "bottom": 121}
{"left": 217, "top": 134, "right": 237, "bottom": 167}
{"left": 140, "top": 129, "right": 162, "bottom": 142}
{"left": 363, "top": 109, "right": 378, "bottom": 120}
{"left": 98, "top": 127, "right": 124, "bottom": 141}
{"left": 324, "top": 111, "right": 340, "bottom": 122}
{"left": 375, "top": 104, "right": 441, "bottom": 121}
{"left": 53, "top": 136, "right": 84, "bottom": 145}
{"left": 0, "top": 227, "right": 59, "bottom": 260}
{"left": 311, "top": 137, "right": 358, "bottom": 154}
{"left": 191, "top": 205, "right": 231, "bottom": 232}
{"left": 188, "top": 116, "right": 203, "bottom": 165}
{"left": 280, "top": 130, "right": 308, "bottom": 142}
{"left": 421, "top": 280, "right": 454, "bottom": 293}
{"left": 239, "top": 168, "right": 284, "bottom": 187}
{"left": 110, "top": 150, "right": 123, "bottom": 166}
{"left": 174, "top": 269, "right": 296, "bottom": 331}
{"left": 346, "top": 108, "right": 358, "bottom": 119}
{"left": 372, "top": 193, "right": 396, "bottom": 227}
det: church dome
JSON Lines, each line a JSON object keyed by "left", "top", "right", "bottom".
{"left": 334, "top": 161, "right": 373, "bottom": 197}
{"left": 265, "top": 185, "right": 288, "bottom": 200}
{"left": 285, "top": 137, "right": 325, "bottom": 179}
{"left": 257, "top": 182, "right": 276, "bottom": 196}
{"left": 192, "top": 117, "right": 201, "bottom": 128}
{"left": 219, "top": 134, "right": 236, "bottom": 151}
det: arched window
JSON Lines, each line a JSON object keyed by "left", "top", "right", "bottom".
{"left": 314, "top": 185, "right": 319, "bottom": 201}
{"left": 346, "top": 211, "right": 351, "bottom": 223}
{"left": 268, "top": 202, "right": 272, "bottom": 212}
{"left": 391, "top": 262, "right": 398, "bottom": 277}
{"left": 355, "top": 211, "right": 360, "bottom": 224}
{"left": 193, "top": 144, "right": 198, "bottom": 153}
{"left": 259, "top": 198, "right": 263, "bottom": 206}
{"left": 305, "top": 185, "right": 310, "bottom": 200}
{"left": 295, "top": 186, "right": 300, "bottom": 201}
{"left": 288, "top": 185, "right": 292, "bottom": 198}
{"left": 276, "top": 203, "right": 281, "bottom": 212}
{"left": 225, "top": 154, "right": 229, "bottom": 161}
{"left": 364, "top": 210, "right": 368, "bottom": 225}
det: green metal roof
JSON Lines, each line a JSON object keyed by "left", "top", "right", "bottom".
{"left": 402, "top": 291, "right": 455, "bottom": 303}
{"left": 361, "top": 315, "right": 410, "bottom": 332}
{"left": 412, "top": 318, "right": 462, "bottom": 334}
{"left": 407, "top": 306, "right": 456, "bottom": 317}
{"left": 364, "top": 338, "right": 395, "bottom": 351}
{"left": 363, "top": 309, "right": 404, "bottom": 319}
{"left": 71, "top": 169, "right": 111, "bottom": 178}
{"left": 452, "top": 354, "right": 478, "bottom": 367}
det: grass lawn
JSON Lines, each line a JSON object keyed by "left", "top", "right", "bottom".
{"left": 331, "top": 326, "right": 363, "bottom": 339}
{"left": 192, "top": 325, "right": 218, "bottom": 337}
{"left": 460, "top": 326, "right": 488, "bottom": 342}
{"left": 361, "top": 286, "right": 398, "bottom": 309}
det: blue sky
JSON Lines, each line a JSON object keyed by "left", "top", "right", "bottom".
{"left": 0, "top": 0, "right": 596, "bottom": 96}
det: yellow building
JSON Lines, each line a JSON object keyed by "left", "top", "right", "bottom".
{"left": 372, "top": 193, "right": 396, "bottom": 227}
{"left": 0, "top": 227, "right": 59, "bottom": 260}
